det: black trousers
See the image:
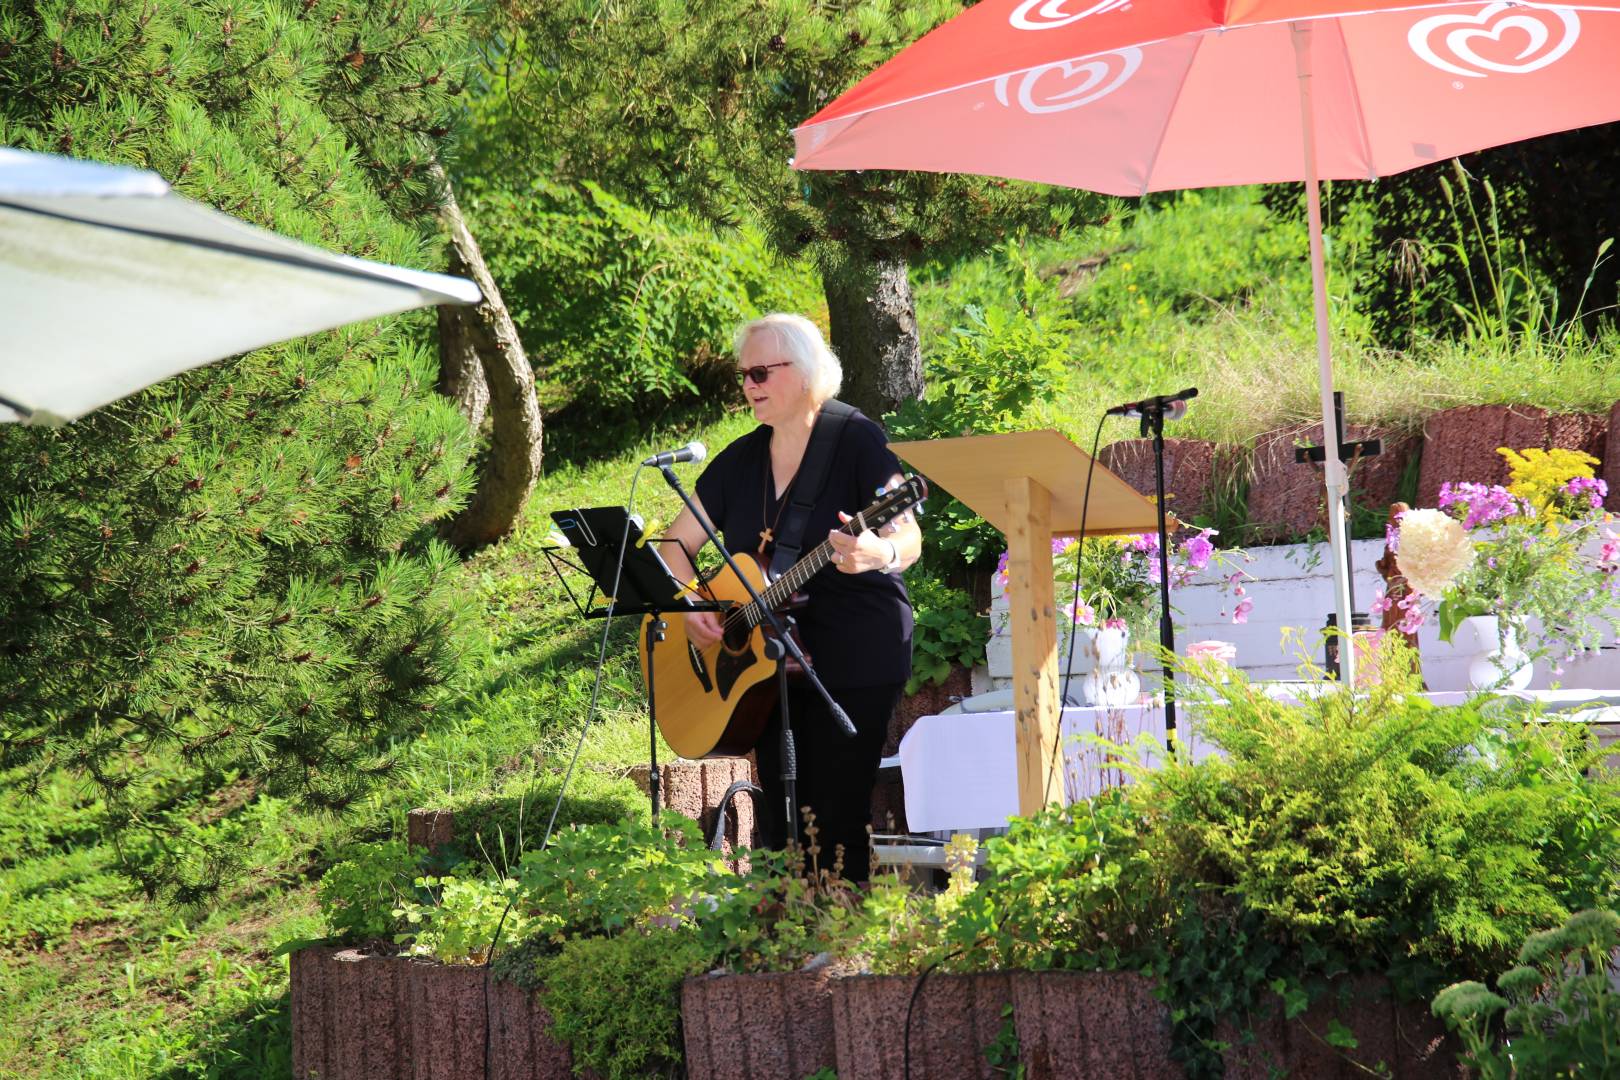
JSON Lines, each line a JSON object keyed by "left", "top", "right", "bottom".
{"left": 753, "top": 680, "right": 903, "bottom": 885}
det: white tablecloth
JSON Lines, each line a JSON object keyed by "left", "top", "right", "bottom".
{"left": 898, "top": 690, "right": 1620, "bottom": 834}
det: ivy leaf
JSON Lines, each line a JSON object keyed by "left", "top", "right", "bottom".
{"left": 1278, "top": 982, "right": 1310, "bottom": 1020}
{"left": 1324, "top": 1019, "right": 1359, "bottom": 1049}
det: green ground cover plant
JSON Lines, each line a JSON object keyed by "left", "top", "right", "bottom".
{"left": 794, "top": 642, "right": 1616, "bottom": 1077}
{"left": 1433, "top": 907, "right": 1620, "bottom": 1077}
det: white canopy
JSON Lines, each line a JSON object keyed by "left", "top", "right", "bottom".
{"left": 0, "top": 147, "right": 480, "bottom": 426}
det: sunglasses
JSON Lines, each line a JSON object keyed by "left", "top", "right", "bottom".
{"left": 737, "top": 361, "right": 794, "bottom": 386}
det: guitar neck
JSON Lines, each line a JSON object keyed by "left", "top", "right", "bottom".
{"left": 730, "top": 477, "right": 926, "bottom": 630}
{"left": 742, "top": 537, "right": 838, "bottom": 626}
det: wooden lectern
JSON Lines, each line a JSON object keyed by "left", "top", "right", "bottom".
{"left": 890, "top": 430, "right": 1164, "bottom": 816}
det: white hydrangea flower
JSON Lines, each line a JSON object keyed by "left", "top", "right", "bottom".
{"left": 1395, "top": 508, "right": 1475, "bottom": 599}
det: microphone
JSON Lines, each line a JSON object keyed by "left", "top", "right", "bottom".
{"left": 642, "top": 441, "right": 707, "bottom": 468}
{"left": 1104, "top": 387, "right": 1198, "bottom": 420}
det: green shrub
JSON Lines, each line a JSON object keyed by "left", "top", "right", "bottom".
{"left": 854, "top": 835, "right": 981, "bottom": 975}
{"left": 887, "top": 298, "right": 1074, "bottom": 574}
{"left": 512, "top": 813, "right": 729, "bottom": 943}
{"left": 469, "top": 180, "right": 820, "bottom": 411}
{"left": 535, "top": 928, "right": 719, "bottom": 1080}
{"left": 1433, "top": 908, "right": 1620, "bottom": 1078}
{"left": 1145, "top": 659, "right": 1620, "bottom": 977}
{"left": 316, "top": 841, "right": 422, "bottom": 944}
{"left": 905, "top": 575, "right": 990, "bottom": 693}
{"left": 927, "top": 645, "right": 1620, "bottom": 1076}
{"left": 696, "top": 826, "right": 867, "bottom": 975}
{"left": 949, "top": 791, "right": 1170, "bottom": 974}
{"left": 394, "top": 874, "right": 526, "bottom": 965}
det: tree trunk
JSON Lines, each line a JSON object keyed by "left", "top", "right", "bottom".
{"left": 431, "top": 162, "right": 544, "bottom": 551}
{"left": 822, "top": 253, "right": 923, "bottom": 423}
{"left": 436, "top": 302, "right": 490, "bottom": 433}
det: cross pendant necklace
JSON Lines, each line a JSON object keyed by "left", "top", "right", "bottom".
{"left": 759, "top": 459, "right": 796, "bottom": 556}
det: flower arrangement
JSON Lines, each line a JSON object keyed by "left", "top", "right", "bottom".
{"left": 995, "top": 528, "right": 1252, "bottom": 648}
{"left": 1379, "top": 447, "right": 1620, "bottom": 666}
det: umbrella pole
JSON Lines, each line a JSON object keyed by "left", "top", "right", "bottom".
{"left": 1293, "top": 21, "right": 1356, "bottom": 685}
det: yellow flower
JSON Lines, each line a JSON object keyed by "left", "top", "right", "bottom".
{"left": 1500, "top": 445, "right": 1598, "bottom": 524}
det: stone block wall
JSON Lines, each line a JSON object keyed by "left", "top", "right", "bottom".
{"left": 1097, "top": 403, "right": 1612, "bottom": 543}
{"left": 290, "top": 947, "right": 575, "bottom": 1080}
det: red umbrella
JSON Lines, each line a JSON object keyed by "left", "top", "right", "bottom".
{"left": 793, "top": 0, "right": 1620, "bottom": 679}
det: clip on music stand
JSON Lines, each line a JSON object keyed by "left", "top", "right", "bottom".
{"left": 541, "top": 506, "right": 725, "bottom": 819}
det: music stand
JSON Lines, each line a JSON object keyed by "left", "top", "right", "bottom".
{"left": 542, "top": 506, "right": 723, "bottom": 818}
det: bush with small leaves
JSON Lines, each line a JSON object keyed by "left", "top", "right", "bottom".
{"left": 394, "top": 874, "right": 526, "bottom": 966}
{"left": 317, "top": 840, "right": 423, "bottom": 944}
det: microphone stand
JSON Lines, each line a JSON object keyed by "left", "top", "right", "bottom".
{"left": 656, "top": 464, "right": 857, "bottom": 845}
{"left": 1140, "top": 403, "right": 1179, "bottom": 751}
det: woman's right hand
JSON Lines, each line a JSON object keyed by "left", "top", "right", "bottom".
{"left": 685, "top": 609, "right": 724, "bottom": 650}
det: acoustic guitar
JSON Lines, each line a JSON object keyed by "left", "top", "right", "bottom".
{"left": 642, "top": 475, "right": 929, "bottom": 759}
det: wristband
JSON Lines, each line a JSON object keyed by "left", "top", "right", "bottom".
{"left": 881, "top": 538, "right": 902, "bottom": 572}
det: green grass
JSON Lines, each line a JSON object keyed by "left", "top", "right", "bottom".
{"left": 0, "top": 407, "right": 759, "bottom": 1078}
{"left": 913, "top": 185, "right": 1620, "bottom": 532}
{"left": 916, "top": 186, "right": 1620, "bottom": 450}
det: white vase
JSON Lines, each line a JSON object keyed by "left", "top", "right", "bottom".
{"left": 1082, "top": 625, "right": 1141, "bottom": 708}
{"left": 1463, "top": 615, "right": 1532, "bottom": 691}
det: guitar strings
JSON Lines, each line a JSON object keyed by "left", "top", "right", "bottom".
{"left": 716, "top": 489, "right": 912, "bottom": 636}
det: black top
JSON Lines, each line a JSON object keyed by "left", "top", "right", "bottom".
{"left": 695, "top": 406, "right": 913, "bottom": 689}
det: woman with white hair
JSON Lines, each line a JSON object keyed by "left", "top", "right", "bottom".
{"left": 659, "top": 313, "right": 922, "bottom": 882}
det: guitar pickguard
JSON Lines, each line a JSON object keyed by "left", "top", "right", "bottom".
{"left": 686, "top": 643, "right": 714, "bottom": 693}
{"left": 714, "top": 628, "right": 757, "bottom": 701}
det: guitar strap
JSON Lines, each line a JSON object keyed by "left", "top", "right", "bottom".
{"left": 768, "top": 399, "right": 855, "bottom": 582}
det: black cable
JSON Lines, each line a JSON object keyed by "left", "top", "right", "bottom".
{"left": 902, "top": 916, "right": 1008, "bottom": 1080}
{"left": 1050, "top": 414, "right": 1109, "bottom": 805}
{"left": 480, "top": 464, "right": 648, "bottom": 1078}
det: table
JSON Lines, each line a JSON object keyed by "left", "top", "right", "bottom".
{"left": 897, "top": 689, "right": 1620, "bottom": 834}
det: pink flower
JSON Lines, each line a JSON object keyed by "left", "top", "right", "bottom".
{"left": 1563, "top": 476, "right": 1607, "bottom": 510}
{"left": 1370, "top": 590, "right": 1393, "bottom": 616}
{"left": 1181, "top": 530, "right": 1215, "bottom": 571}
{"left": 1062, "top": 600, "right": 1097, "bottom": 626}
{"left": 1438, "top": 481, "right": 1525, "bottom": 529}
{"left": 1601, "top": 528, "right": 1620, "bottom": 566}
{"left": 1232, "top": 597, "right": 1253, "bottom": 624}
{"left": 1398, "top": 605, "right": 1425, "bottom": 635}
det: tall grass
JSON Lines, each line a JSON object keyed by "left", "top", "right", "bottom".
{"left": 914, "top": 185, "right": 1620, "bottom": 454}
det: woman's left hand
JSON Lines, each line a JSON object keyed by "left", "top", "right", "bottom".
{"left": 828, "top": 511, "right": 897, "bottom": 574}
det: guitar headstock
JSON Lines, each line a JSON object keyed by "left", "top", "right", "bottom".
{"left": 855, "top": 474, "right": 929, "bottom": 534}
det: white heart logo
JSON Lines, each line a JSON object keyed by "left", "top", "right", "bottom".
{"left": 1010, "top": 0, "right": 1132, "bottom": 31}
{"left": 994, "top": 49, "right": 1143, "bottom": 113}
{"left": 1408, "top": 2, "right": 1579, "bottom": 78}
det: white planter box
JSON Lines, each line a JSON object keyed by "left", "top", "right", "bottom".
{"left": 985, "top": 538, "right": 1620, "bottom": 693}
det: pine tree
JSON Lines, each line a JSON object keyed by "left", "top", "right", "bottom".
{"left": 484, "top": 0, "right": 1099, "bottom": 419}
{"left": 0, "top": 0, "right": 479, "bottom": 898}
